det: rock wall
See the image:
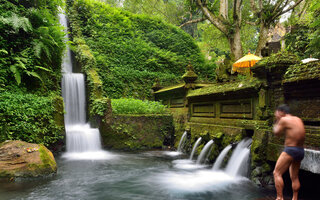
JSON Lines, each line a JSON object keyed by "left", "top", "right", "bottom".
{"left": 100, "top": 114, "right": 174, "bottom": 150}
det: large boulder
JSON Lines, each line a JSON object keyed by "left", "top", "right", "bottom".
{"left": 0, "top": 140, "right": 57, "bottom": 179}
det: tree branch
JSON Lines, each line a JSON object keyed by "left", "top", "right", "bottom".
{"left": 272, "top": 0, "right": 304, "bottom": 21}
{"left": 246, "top": 20, "right": 259, "bottom": 26}
{"left": 259, "top": 0, "right": 263, "bottom": 10}
{"left": 195, "top": 0, "right": 229, "bottom": 34}
{"left": 250, "top": 0, "right": 258, "bottom": 14}
{"left": 272, "top": 0, "right": 286, "bottom": 15}
{"left": 277, "top": 0, "right": 290, "bottom": 14}
{"left": 179, "top": 18, "right": 206, "bottom": 28}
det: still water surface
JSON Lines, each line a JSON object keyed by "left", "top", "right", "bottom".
{"left": 0, "top": 151, "right": 273, "bottom": 200}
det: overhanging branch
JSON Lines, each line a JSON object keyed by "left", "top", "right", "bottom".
{"left": 179, "top": 18, "right": 206, "bottom": 28}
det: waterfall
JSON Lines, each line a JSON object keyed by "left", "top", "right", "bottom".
{"left": 177, "top": 131, "right": 187, "bottom": 153}
{"left": 59, "top": 8, "right": 112, "bottom": 160}
{"left": 301, "top": 149, "right": 320, "bottom": 174}
{"left": 196, "top": 140, "right": 214, "bottom": 165}
{"left": 225, "top": 138, "right": 252, "bottom": 176}
{"left": 212, "top": 144, "right": 232, "bottom": 170}
{"left": 61, "top": 74, "right": 86, "bottom": 125}
{"left": 58, "top": 10, "right": 73, "bottom": 73}
{"left": 189, "top": 137, "right": 202, "bottom": 160}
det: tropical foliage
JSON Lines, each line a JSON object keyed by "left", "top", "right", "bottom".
{"left": 67, "top": 0, "right": 210, "bottom": 99}
{"left": 0, "top": 92, "right": 64, "bottom": 147}
{"left": 0, "top": 0, "right": 65, "bottom": 146}
{"left": 0, "top": 0, "right": 65, "bottom": 92}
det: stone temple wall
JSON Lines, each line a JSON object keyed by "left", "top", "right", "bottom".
{"left": 154, "top": 55, "right": 320, "bottom": 185}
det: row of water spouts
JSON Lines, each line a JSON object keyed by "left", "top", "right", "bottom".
{"left": 177, "top": 131, "right": 252, "bottom": 177}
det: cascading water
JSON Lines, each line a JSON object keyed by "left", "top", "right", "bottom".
{"left": 225, "top": 138, "right": 252, "bottom": 176}
{"left": 196, "top": 140, "right": 214, "bottom": 165}
{"left": 212, "top": 144, "right": 232, "bottom": 170}
{"left": 59, "top": 8, "right": 112, "bottom": 160}
{"left": 177, "top": 131, "right": 187, "bottom": 153}
{"left": 189, "top": 137, "right": 202, "bottom": 160}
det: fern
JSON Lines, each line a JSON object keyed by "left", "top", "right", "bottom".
{"left": 9, "top": 65, "right": 21, "bottom": 85}
{"left": 0, "top": 12, "right": 33, "bottom": 33}
{"left": 25, "top": 71, "right": 43, "bottom": 82}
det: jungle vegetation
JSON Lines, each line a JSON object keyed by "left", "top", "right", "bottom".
{"left": 0, "top": 0, "right": 65, "bottom": 146}
{"left": 1, "top": 0, "right": 319, "bottom": 146}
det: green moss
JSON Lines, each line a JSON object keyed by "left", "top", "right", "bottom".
{"left": 0, "top": 170, "right": 12, "bottom": 177}
{"left": 266, "top": 143, "right": 283, "bottom": 162}
{"left": 38, "top": 144, "right": 57, "bottom": 172}
{"left": 182, "top": 70, "right": 198, "bottom": 80}
{"left": 284, "top": 61, "right": 320, "bottom": 83}
{"left": 53, "top": 96, "right": 65, "bottom": 127}
{"left": 101, "top": 114, "right": 174, "bottom": 150}
{"left": 187, "top": 78, "right": 261, "bottom": 97}
{"left": 254, "top": 50, "right": 300, "bottom": 68}
{"left": 154, "top": 83, "right": 185, "bottom": 94}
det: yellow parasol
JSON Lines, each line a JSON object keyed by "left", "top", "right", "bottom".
{"left": 232, "top": 52, "right": 261, "bottom": 73}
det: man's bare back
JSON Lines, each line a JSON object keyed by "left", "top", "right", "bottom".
{"left": 274, "top": 115, "right": 305, "bottom": 147}
{"left": 273, "top": 104, "right": 305, "bottom": 200}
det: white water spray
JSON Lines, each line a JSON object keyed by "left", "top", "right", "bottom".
{"left": 189, "top": 137, "right": 202, "bottom": 160}
{"left": 225, "top": 138, "right": 252, "bottom": 176}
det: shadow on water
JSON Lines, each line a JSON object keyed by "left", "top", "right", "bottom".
{"left": 0, "top": 151, "right": 277, "bottom": 200}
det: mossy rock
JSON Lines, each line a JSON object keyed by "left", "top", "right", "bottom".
{"left": 100, "top": 114, "right": 174, "bottom": 150}
{"left": 0, "top": 140, "right": 57, "bottom": 180}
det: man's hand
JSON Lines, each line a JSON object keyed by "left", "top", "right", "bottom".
{"left": 273, "top": 118, "right": 286, "bottom": 136}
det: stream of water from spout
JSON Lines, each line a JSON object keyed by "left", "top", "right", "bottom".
{"left": 196, "top": 140, "right": 214, "bottom": 165}
{"left": 189, "top": 137, "right": 202, "bottom": 160}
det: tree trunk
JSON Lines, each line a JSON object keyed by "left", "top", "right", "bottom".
{"left": 219, "top": 0, "right": 228, "bottom": 19}
{"left": 228, "top": 26, "right": 243, "bottom": 60}
{"left": 255, "top": 23, "right": 270, "bottom": 57}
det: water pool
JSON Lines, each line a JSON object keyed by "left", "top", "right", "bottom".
{"left": 0, "top": 151, "right": 273, "bottom": 200}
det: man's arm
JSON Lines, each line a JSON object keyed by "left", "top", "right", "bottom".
{"left": 273, "top": 118, "right": 286, "bottom": 136}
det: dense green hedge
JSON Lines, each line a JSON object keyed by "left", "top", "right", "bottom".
{"left": 67, "top": 0, "right": 206, "bottom": 99}
{"left": 111, "top": 98, "right": 168, "bottom": 114}
{"left": 0, "top": 92, "right": 64, "bottom": 146}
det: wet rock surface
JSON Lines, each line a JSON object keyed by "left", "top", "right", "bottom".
{"left": 0, "top": 140, "right": 57, "bottom": 179}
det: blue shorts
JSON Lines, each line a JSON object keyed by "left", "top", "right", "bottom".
{"left": 284, "top": 146, "right": 305, "bottom": 161}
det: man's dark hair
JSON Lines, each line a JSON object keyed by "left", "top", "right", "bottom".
{"left": 276, "top": 104, "right": 290, "bottom": 114}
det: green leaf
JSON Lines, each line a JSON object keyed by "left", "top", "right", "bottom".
{"left": 35, "top": 66, "right": 51, "bottom": 72}
{"left": 26, "top": 71, "right": 43, "bottom": 82}
{"left": 10, "top": 66, "right": 21, "bottom": 85}
{"left": 0, "top": 49, "right": 8, "bottom": 55}
{"left": 16, "top": 60, "right": 26, "bottom": 69}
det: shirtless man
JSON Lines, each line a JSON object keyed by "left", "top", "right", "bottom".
{"left": 273, "top": 104, "right": 305, "bottom": 200}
